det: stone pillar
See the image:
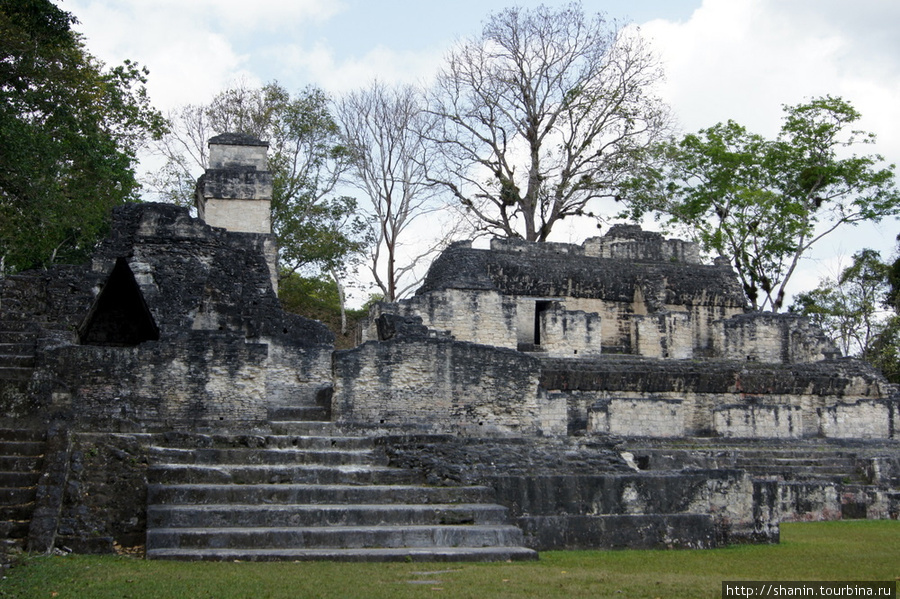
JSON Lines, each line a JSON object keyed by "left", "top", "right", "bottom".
{"left": 195, "top": 133, "right": 278, "bottom": 292}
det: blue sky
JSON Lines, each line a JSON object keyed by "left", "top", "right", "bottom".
{"left": 63, "top": 0, "right": 900, "bottom": 296}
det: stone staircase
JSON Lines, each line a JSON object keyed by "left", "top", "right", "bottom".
{"left": 0, "top": 428, "right": 46, "bottom": 554}
{"left": 0, "top": 320, "right": 39, "bottom": 386}
{"left": 145, "top": 422, "right": 537, "bottom": 562}
{"left": 1, "top": 274, "right": 42, "bottom": 407}
{"left": 620, "top": 438, "right": 883, "bottom": 483}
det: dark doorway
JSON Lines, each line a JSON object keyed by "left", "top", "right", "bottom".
{"left": 534, "top": 300, "right": 552, "bottom": 346}
{"left": 80, "top": 258, "right": 159, "bottom": 346}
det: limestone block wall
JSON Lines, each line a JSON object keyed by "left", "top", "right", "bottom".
{"left": 819, "top": 400, "right": 898, "bottom": 439}
{"left": 686, "top": 303, "right": 746, "bottom": 357}
{"left": 261, "top": 340, "right": 334, "bottom": 409}
{"left": 35, "top": 335, "right": 271, "bottom": 429}
{"left": 208, "top": 135, "right": 269, "bottom": 170}
{"left": 632, "top": 311, "right": 693, "bottom": 359}
{"left": 589, "top": 397, "right": 686, "bottom": 437}
{"left": 199, "top": 199, "right": 272, "bottom": 235}
{"left": 574, "top": 387, "right": 897, "bottom": 440}
{"left": 538, "top": 303, "right": 602, "bottom": 357}
{"left": 561, "top": 297, "right": 632, "bottom": 353}
{"left": 715, "top": 313, "right": 841, "bottom": 363}
{"left": 543, "top": 357, "right": 898, "bottom": 439}
{"left": 582, "top": 231, "right": 701, "bottom": 264}
{"left": 489, "top": 470, "right": 770, "bottom": 548}
{"left": 365, "top": 290, "right": 519, "bottom": 349}
{"left": 332, "top": 337, "right": 565, "bottom": 435}
{"left": 713, "top": 403, "right": 804, "bottom": 438}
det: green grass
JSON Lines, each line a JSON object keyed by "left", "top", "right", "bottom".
{"left": 1, "top": 521, "right": 898, "bottom": 599}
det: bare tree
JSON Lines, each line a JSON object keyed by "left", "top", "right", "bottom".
{"left": 427, "top": 2, "right": 669, "bottom": 241}
{"left": 337, "top": 81, "right": 451, "bottom": 302}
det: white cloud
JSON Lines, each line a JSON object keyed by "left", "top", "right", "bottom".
{"left": 270, "top": 43, "right": 445, "bottom": 94}
{"left": 67, "top": 0, "right": 345, "bottom": 108}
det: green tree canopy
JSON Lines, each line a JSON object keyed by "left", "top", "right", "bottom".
{"left": 790, "top": 249, "right": 890, "bottom": 357}
{"left": 150, "top": 82, "right": 367, "bottom": 279}
{"left": 623, "top": 96, "right": 900, "bottom": 311}
{"left": 0, "top": 0, "right": 165, "bottom": 273}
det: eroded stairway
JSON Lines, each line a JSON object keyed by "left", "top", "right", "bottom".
{"left": 0, "top": 428, "right": 45, "bottom": 554}
{"left": 145, "top": 419, "right": 537, "bottom": 562}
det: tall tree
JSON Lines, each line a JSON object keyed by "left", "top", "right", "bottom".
{"left": 790, "top": 250, "right": 890, "bottom": 357}
{"left": 426, "top": 2, "right": 669, "bottom": 242}
{"left": 0, "top": 0, "right": 165, "bottom": 273}
{"left": 623, "top": 96, "right": 900, "bottom": 311}
{"left": 149, "top": 82, "right": 367, "bottom": 280}
{"left": 337, "top": 81, "right": 448, "bottom": 302}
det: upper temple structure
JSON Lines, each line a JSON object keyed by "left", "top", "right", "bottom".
{"left": 0, "top": 134, "right": 896, "bottom": 562}
{"left": 353, "top": 227, "right": 884, "bottom": 439}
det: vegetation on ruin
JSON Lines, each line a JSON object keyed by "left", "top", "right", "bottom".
{"left": 622, "top": 96, "right": 900, "bottom": 312}
{"left": 791, "top": 241, "right": 900, "bottom": 381}
{"left": 0, "top": 0, "right": 165, "bottom": 274}
{"left": 278, "top": 273, "right": 374, "bottom": 348}
{"left": 1, "top": 521, "right": 897, "bottom": 599}
{"left": 149, "top": 82, "right": 369, "bottom": 283}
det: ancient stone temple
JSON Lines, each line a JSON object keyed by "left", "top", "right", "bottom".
{"left": 0, "top": 134, "right": 897, "bottom": 562}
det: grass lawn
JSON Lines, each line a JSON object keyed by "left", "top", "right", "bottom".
{"left": 1, "top": 521, "right": 897, "bottom": 599}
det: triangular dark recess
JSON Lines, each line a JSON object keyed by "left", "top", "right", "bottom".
{"left": 80, "top": 257, "right": 160, "bottom": 346}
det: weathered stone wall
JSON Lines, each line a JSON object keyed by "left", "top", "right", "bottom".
{"left": 544, "top": 357, "right": 898, "bottom": 439}
{"left": 715, "top": 313, "right": 842, "bottom": 363}
{"left": 632, "top": 311, "right": 693, "bottom": 359}
{"left": 36, "top": 337, "right": 269, "bottom": 429}
{"left": 819, "top": 400, "right": 899, "bottom": 439}
{"left": 713, "top": 403, "right": 805, "bottom": 438}
{"left": 539, "top": 303, "right": 602, "bottom": 358}
{"left": 0, "top": 203, "right": 334, "bottom": 430}
{"left": 589, "top": 397, "right": 687, "bottom": 437}
{"left": 333, "top": 336, "right": 565, "bottom": 435}
{"left": 582, "top": 224, "right": 702, "bottom": 264}
{"left": 57, "top": 432, "right": 150, "bottom": 553}
{"left": 375, "top": 289, "right": 520, "bottom": 349}
{"left": 382, "top": 436, "right": 775, "bottom": 549}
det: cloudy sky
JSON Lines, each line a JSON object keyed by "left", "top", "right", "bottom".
{"left": 64, "top": 0, "right": 900, "bottom": 297}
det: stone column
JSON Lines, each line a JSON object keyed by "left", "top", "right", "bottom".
{"left": 195, "top": 133, "right": 278, "bottom": 292}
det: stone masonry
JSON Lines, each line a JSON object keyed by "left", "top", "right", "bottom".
{"left": 0, "top": 134, "right": 897, "bottom": 560}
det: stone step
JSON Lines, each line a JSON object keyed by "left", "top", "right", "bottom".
{"left": 0, "top": 503, "right": 35, "bottom": 521}
{"left": 146, "top": 546, "right": 538, "bottom": 562}
{"left": 0, "top": 354, "right": 34, "bottom": 368}
{"left": 268, "top": 421, "right": 340, "bottom": 436}
{"left": 0, "top": 519, "right": 30, "bottom": 539}
{"left": 148, "top": 446, "right": 383, "bottom": 467}
{"left": 0, "top": 367, "right": 33, "bottom": 382}
{"left": 0, "top": 319, "right": 39, "bottom": 333}
{"left": 0, "top": 342, "right": 36, "bottom": 353}
{"left": 147, "top": 464, "right": 423, "bottom": 486}
{"left": 255, "top": 435, "right": 374, "bottom": 450}
{"left": 148, "top": 483, "right": 497, "bottom": 506}
{"left": 0, "top": 456, "right": 41, "bottom": 472}
{"left": 146, "top": 524, "right": 527, "bottom": 551}
{"left": 153, "top": 433, "right": 373, "bottom": 450}
{"left": 147, "top": 503, "right": 510, "bottom": 529}
{"left": 0, "top": 430, "right": 45, "bottom": 443}
{"left": 268, "top": 406, "right": 329, "bottom": 422}
{"left": 0, "top": 472, "right": 41, "bottom": 487}
{"left": 0, "top": 487, "right": 36, "bottom": 505}
{"left": 0, "top": 441, "right": 44, "bottom": 457}
{"left": 0, "top": 332, "right": 37, "bottom": 345}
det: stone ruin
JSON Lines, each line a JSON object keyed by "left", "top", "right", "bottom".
{"left": 0, "top": 134, "right": 897, "bottom": 562}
